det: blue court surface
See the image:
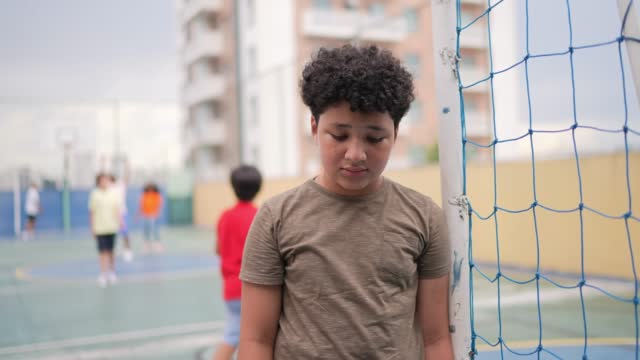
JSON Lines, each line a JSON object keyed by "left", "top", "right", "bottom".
{"left": 0, "top": 226, "right": 636, "bottom": 359}
{"left": 26, "top": 254, "right": 217, "bottom": 280}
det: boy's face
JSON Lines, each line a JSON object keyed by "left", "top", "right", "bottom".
{"left": 312, "top": 102, "right": 396, "bottom": 196}
{"left": 98, "top": 176, "right": 111, "bottom": 189}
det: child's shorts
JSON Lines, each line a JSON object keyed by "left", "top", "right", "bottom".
{"left": 96, "top": 234, "right": 116, "bottom": 252}
{"left": 223, "top": 299, "right": 241, "bottom": 346}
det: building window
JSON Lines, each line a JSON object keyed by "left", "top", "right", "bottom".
{"left": 461, "top": 54, "right": 477, "bottom": 67}
{"left": 369, "top": 3, "right": 384, "bottom": 17}
{"left": 252, "top": 146, "right": 260, "bottom": 164}
{"left": 250, "top": 96, "right": 258, "bottom": 126}
{"left": 406, "top": 100, "right": 423, "bottom": 125}
{"left": 461, "top": 9, "right": 474, "bottom": 26}
{"left": 207, "top": 101, "right": 221, "bottom": 119}
{"left": 210, "top": 146, "right": 223, "bottom": 164}
{"left": 404, "top": 53, "right": 420, "bottom": 78}
{"left": 409, "top": 144, "right": 426, "bottom": 166}
{"left": 465, "top": 99, "right": 479, "bottom": 113}
{"left": 313, "top": 0, "right": 332, "bottom": 9}
{"left": 404, "top": 8, "right": 418, "bottom": 32}
{"left": 248, "top": 47, "right": 257, "bottom": 77}
{"left": 247, "top": 0, "right": 255, "bottom": 26}
{"left": 344, "top": 0, "right": 359, "bottom": 9}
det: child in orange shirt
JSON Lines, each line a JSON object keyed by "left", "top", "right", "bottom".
{"left": 138, "top": 183, "right": 163, "bottom": 253}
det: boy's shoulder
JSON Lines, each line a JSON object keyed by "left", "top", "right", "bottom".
{"left": 261, "top": 180, "right": 313, "bottom": 212}
{"left": 385, "top": 177, "right": 439, "bottom": 208}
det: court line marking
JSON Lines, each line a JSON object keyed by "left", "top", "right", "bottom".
{"left": 24, "top": 334, "right": 224, "bottom": 360}
{"left": 0, "top": 268, "right": 216, "bottom": 297}
{"left": 477, "top": 337, "right": 637, "bottom": 351}
{"left": 0, "top": 320, "right": 225, "bottom": 356}
{"left": 474, "top": 280, "right": 633, "bottom": 308}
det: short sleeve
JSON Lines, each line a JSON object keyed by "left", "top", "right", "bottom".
{"left": 88, "top": 191, "right": 96, "bottom": 212}
{"left": 240, "top": 204, "right": 284, "bottom": 285}
{"left": 417, "top": 201, "right": 451, "bottom": 279}
{"left": 216, "top": 211, "right": 229, "bottom": 255}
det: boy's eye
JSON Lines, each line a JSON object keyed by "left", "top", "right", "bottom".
{"left": 330, "top": 134, "right": 348, "bottom": 142}
{"left": 367, "top": 137, "right": 385, "bottom": 144}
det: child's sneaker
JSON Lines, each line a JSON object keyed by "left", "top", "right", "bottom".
{"left": 107, "top": 272, "right": 118, "bottom": 285}
{"left": 123, "top": 249, "right": 134, "bottom": 262}
{"left": 97, "top": 274, "right": 108, "bottom": 288}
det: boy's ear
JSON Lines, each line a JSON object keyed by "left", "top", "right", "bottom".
{"left": 310, "top": 116, "right": 318, "bottom": 138}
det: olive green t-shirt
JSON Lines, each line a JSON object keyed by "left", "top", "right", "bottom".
{"left": 240, "top": 178, "right": 450, "bottom": 359}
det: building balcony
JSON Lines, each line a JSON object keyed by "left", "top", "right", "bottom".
{"left": 183, "top": 30, "right": 223, "bottom": 65}
{"left": 464, "top": 110, "right": 492, "bottom": 138}
{"left": 196, "top": 165, "right": 227, "bottom": 181}
{"left": 460, "top": 67, "right": 490, "bottom": 93}
{"left": 182, "top": 0, "right": 223, "bottom": 24}
{"left": 459, "top": 25, "right": 487, "bottom": 49}
{"left": 461, "top": 0, "right": 486, "bottom": 5}
{"left": 302, "top": 9, "right": 407, "bottom": 42}
{"left": 186, "top": 121, "right": 225, "bottom": 155}
{"left": 196, "top": 121, "right": 226, "bottom": 147}
{"left": 189, "top": 146, "right": 227, "bottom": 181}
{"left": 184, "top": 74, "right": 226, "bottom": 106}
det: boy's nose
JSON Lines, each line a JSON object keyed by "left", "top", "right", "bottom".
{"left": 344, "top": 140, "right": 367, "bottom": 162}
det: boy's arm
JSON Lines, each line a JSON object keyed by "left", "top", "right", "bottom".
{"left": 88, "top": 193, "right": 95, "bottom": 237}
{"left": 215, "top": 215, "right": 224, "bottom": 256}
{"left": 238, "top": 282, "right": 281, "bottom": 360}
{"left": 417, "top": 275, "right": 454, "bottom": 360}
{"left": 89, "top": 212, "right": 95, "bottom": 237}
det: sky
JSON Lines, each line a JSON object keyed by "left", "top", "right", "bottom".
{"left": 0, "top": 0, "right": 179, "bottom": 101}
{"left": 0, "top": 0, "right": 182, "bottom": 184}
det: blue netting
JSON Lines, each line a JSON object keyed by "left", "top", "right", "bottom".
{"left": 456, "top": 0, "right": 639, "bottom": 358}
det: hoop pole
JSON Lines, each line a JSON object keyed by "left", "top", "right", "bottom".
{"left": 13, "top": 170, "right": 21, "bottom": 237}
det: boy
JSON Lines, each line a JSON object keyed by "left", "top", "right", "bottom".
{"left": 23, "top": 183, "right": 40, "bottom": 240}
{"left": 239, "top": 45, "right": 453, "bottom": 359}
{"left": 89, "top": 173, "right": 122, "bottom": 288}
{"left": 214, "top": 165, "right": 262, "bottom": 360}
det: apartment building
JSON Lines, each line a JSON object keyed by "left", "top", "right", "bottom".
{"left": 296, "top": 0, "right": 438, "bottom": 174}
{"left": 235, "top": 0, "right": 300, "bottom": 178}
{"left": 179, "top": 0, "right": 240, "bottom": 181}
{"left": 459, "top": 0, "right": 494, "bottom": 155}
{"left": 179, "top": 0, "right": 493, "bottom": 181}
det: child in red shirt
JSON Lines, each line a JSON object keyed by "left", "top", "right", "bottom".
{"left": 213, "top": 165, "right": 262, "bottom": 360}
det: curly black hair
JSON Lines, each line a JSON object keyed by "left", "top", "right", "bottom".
{"left": 300, "top": 44, "right": 414, "bottom": 129}
{"left": 230, "top": 165, "right": 262, "bottom": 202}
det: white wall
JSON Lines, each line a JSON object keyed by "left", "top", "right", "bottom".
{"left": 239, "top": 0, "right": 298, "bottom": 178}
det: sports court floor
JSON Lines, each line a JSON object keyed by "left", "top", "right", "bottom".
{"left": 0, "top": 227, "right": 635, "bottom": 359}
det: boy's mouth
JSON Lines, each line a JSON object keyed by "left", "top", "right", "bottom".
{"left": 341, "top": 167, "right": 368, "bottom": 176}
